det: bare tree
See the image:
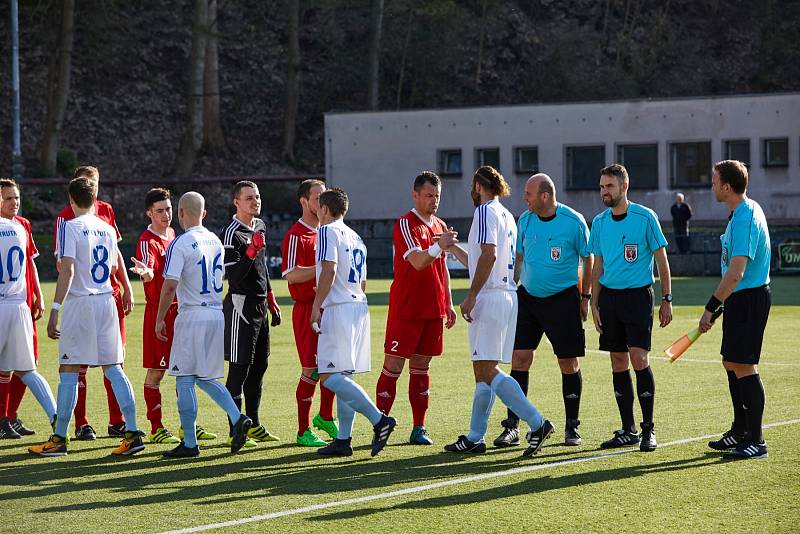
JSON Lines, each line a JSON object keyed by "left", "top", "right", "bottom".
{"left": 173, "top": 0, "right": 209, "bottom": 177}
{"left": 475, "top": 0, "right": 487, "bottom": 87}
{"left": 283, "top": 0, "right": 300, "bottom": 163}
{"left": 395, "top": 6, "right": 414, "bottom": 109}
{"left": 38, "top": 0, "right": 76, "bottom": 177}
{"left": 202, "top": 0, "right": 228, "bottom": 156}
{"left": 367, "top": 0, "right": 384, "bottom": 110}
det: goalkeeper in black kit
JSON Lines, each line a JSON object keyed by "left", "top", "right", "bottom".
{"left": 219, "top": 180, "right": 282, "bottom": 447}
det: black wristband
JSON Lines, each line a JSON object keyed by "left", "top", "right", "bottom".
{"left": 705, "top": 295, "right": 722, "bottom": 314}
{"left": 580, "top": 293, "right": 591, "bottom": 300}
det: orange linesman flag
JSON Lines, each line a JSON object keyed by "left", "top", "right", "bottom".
{"left": 665, "top": 307, "right": 723, "bottom": 363}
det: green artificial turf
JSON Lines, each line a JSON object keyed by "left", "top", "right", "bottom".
{"left": 2, "top": 278, "right": 798, "bottom": 533}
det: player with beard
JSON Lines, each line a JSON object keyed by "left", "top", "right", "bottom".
{"left": 588, "top": 163, "right": 672, "bottom": 452}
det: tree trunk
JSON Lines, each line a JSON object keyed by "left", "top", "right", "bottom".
{"left": 395, "top": 6, "right": 414, "bottom": 109}
{"left": 283, "top": 0, "right": 300, "bottom": 163}
{"left": 475, "top": 0, "right": 487, "bottom": 87}
{"left": 367, "top": 0, "right": 384, "bottom": 110}
{"left": 38, "top": 0, "right": 76, "bottom": 177}
{"left": 202, "top": 0, "right": 228, "bottom": 156}
{"left": 173, "top": 0, "right": 209, "bottom": 177}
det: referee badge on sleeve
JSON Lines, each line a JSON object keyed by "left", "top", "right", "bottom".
{"left": 624, "top": 244, "right": 638, "bottom": 263}
{"left": 550, "top": 246, "right": 562, "bottom": 262}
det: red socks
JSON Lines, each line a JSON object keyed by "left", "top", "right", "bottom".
{"left": 0, "top": 374, "right": 10, "bottom": 419}
{"left": 6, "top": 374, "right": 27, "bottom": 420}
{"left": 376, "top": 367, "right": 400, "bottom": 415}
{"left": 74, "top": 368, "right": 126, "bottom": 428}
{"left": 143, "top": 384, "right": 163, "bottom": 434}
{"left": 319, "top": 382, "right": 335, "bottom": 421}
{"left": 73, "top": 368, "right": 89, "bottom": 428}
{"left": 104, "top": 374, "right": 125, "bottom": 426}
{"left": 296, "top": 375, "right": 317, "bottom": 435}
{"left": 409, "top": 367, "right": 431, "bottom": 427}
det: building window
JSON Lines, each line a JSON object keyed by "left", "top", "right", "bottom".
{"left": 762, "top": 138, "right": 789, "bottom": 167}
{"left": 669, "top": 141, "right": 711, "bottom": 188}
{"left": 475, "top": 147, "right": 500, "bottom": 170}
{"left": 513, "top": 146, "right": 538, "bottom": 174}
{"left": 565, "top": 145, "right": 605, "bottom": 190}
{"left": 616, "top": 144, "right": 658, "bottom": 189}
{"left": 437, "top": 149, "right": 462, "bottom": 177}
{"left": 724, "top": 139, "right": 750, "bottom": 167}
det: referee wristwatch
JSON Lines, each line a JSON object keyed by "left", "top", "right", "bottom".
{"left": 662, "top": 293, "right": 673, "bottom": 303}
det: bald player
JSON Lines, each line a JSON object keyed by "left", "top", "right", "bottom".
{"left": 157, "top": 192, "right": 252, "bottom": 458}
{"left": 494, "top": 174, "right": 592, "bottom": 448}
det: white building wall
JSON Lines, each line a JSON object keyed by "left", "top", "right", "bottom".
{"left": 325, "top": 93, "right": 800, "bottom": 222}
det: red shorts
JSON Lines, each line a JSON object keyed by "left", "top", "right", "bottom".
{"left": 384, "top": 317, "right": 444, "bottom": 358}
{"left": 142, "top": 302, "right": 178, "bottom": 369}
{"left": 292, "top": 300, "right": 319, "bottom": 369}
{"left": 114, "top": 291, "right": 126, "bottom": 343}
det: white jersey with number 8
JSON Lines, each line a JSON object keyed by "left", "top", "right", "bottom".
{"left": 59, "top": 214, "right": 118, "bottom": 296}
{"left": 163, "top": 226, "right": 225, "bottom": 312}
{"left": 316, "top": 219, "right": 368, "bottom": 308}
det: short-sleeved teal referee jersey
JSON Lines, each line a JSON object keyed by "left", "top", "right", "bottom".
{"left": 721, "top": 197, "right": 771, "bottom": 291}
{"left": 516, "top": 203, "right": 590, "bottom": 298}
{"left": 588, "top": 202, "right": 668, "bottom": 289}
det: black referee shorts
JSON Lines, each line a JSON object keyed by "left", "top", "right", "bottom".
{"left": 513, "top": 285, "right": 585, "bottom": 358}
{"left": 722, "top": 285, "right": 771, "bottom": 365}
{"left": 597, "top": 285, "right": 653, "bottom": 352}
{"left": 223, "top": 293, "right": 270, "bottom": 365}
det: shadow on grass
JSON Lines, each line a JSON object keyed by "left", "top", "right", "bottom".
{"left": 4, "top": 441, "right": 723, "bottom": 516}
{"left": 307, "top": 454, "right": 722, "bottom": 522}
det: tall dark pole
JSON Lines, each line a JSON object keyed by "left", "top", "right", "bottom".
{"left": 10, "top": 0, "right": 23, "bottom": 181}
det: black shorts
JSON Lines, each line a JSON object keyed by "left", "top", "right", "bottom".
{"left": 722, "top": 285, "right": 771, "bottom": 364}
{"left": 223, "top": 293, "right": 270, "bottom": 365}
{"left": 597, "top": 285, "right": 653, "bottom": 352}
{"left": 513, "top": 285, "right": 585, "bottom": 358}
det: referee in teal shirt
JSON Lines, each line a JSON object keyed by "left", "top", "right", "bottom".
{"left": 493, "top": 174, "right": 593, "bottom": 449}
{"left": 701, "top": 160, "right": 771, "bottom": 460}
{"left": 589, "top": 164, "right": 673, "bottom": 452}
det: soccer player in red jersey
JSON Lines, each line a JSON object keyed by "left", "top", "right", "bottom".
{"left": 376, "top": 171, "right": 458, "bottom": 445}
{"left": 52, "top": 166, "right": 134, "bottom": 440}
{"left": 130, "top": 188, "right": 198, "bottom": 444}
{"left": 0, "top": 179, "right": 46, "bottom": 438}
{"left": 282, "top": 179, "right": 338, "bottom": 446}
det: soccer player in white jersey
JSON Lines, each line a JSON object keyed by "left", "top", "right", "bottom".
{"left": 310, "top": 188, "right": 396, "bottom": 457}
{"left": 30, "top": 177, "right": 144, "bottom": 457}
{"left": 156, "top": 192, "right": 252, "bottom": 458}
{"left": 444, "top": 166, "right": 554, "bottom": 456}
{"left": 0, "top": 187, "right": 57, "bottom": 444}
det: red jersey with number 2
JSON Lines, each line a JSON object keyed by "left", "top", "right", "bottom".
{"left": 388, "top": 210, "right": 449, "bottom": 321}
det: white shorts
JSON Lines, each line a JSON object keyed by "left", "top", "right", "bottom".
{"left": 59, "top": 293, "right": 124, "bottom": 366}
{"left": 317, "top": 302, "right": 371, "bottom": 374}
{"left": 469, "top": 289, "right": 518, "bottom": 363}
{"left": 0, "top": 301, "right": 35, "bottom": 372}
{"left": 169, "top": 306, "right": 225, "bottom": 380}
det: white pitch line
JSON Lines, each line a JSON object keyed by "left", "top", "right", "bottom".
{"left": 160, "top": 418, "right": 800, "bottom": 534}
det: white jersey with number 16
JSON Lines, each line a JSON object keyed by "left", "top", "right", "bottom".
{"left": 316, "top": 219, "right": 368, "bottom": 308}
{"left": 59, "top": 214, "right": 118, "bottom": 296}
{"left": 467, "top": 199, "right": 517, "bottom": 292}
{"left": 163, "top": 225, "right": 225, "bottom": 311}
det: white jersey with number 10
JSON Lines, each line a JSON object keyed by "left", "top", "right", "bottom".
{"left": 467, "top": 199, "right": 517, "bottom": 292}
{"left": 316, "top": 219, "right": 368, "bottom": 308}
{"left": 59, "top": 214, "right": 118, "bottom": 296}
{"left": 0, "top": 218, "right": 29, "bottom": 302}
{"left": 163, "top": 225, "right": 225, "bottom": 312}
